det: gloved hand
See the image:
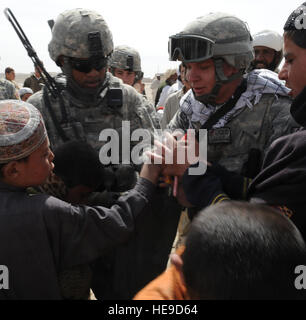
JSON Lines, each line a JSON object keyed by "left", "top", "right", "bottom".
{"left": 209, "top": 163, "right": 251, "bottom": 199}
{"left": 182, "top": 164, "right": 226, "bottom": 209}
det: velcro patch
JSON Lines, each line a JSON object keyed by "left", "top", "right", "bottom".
{"left": 208, "top": 127, "right": 231, "bottom": 144}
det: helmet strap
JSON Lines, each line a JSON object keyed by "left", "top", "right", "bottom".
{"left": 109, "top": 67, "right": 116, "bottom": 76}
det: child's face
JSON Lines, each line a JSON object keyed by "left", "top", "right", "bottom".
{"left": 18, "top": 138, "right": 55, "bottom": 187}
{"left": 279, "top": 36, "right": 306, "bottom": 98}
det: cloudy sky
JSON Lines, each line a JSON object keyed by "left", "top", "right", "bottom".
{"left": 0, "top": 0, "right": 303, "bottom": 78}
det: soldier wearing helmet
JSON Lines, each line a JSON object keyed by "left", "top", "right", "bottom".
{"left": 109, "top": 45, "right": 143, "bottom": 87}
{"left": 166, "top": 12, "right": 297, "bottom": 231}
{"left": 28, "top": 9, "right": 159, "bottom": 152}
{"left": 27, "top": 8, "right": 180, "bottom": 300}
{"left": 161, "top": 4, "right": 306, "bottom": 246}
{"left": 250, "top": 30, "right": 283, "bottom": 72}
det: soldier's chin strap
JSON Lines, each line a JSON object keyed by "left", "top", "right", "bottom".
{"left": 62, "top": 59, "right": 110, "bottom": 107}
{"left": 133, "top": 71, "right": 143, "bottom": 86}
{"left": 194, "top": 58, "right": 244, "bottom": 106}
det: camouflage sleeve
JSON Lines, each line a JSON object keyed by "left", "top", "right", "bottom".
{"left": 264, "top": 95, "right": 300, "bottom": 152}
{"left": 161, "top": 97, "right": 173, "bottom": 130}
{"left": 120, "top": 85, "right": 158, "bottom": 165}
{"left": 27, "top": 91, "right": 45, "bottom": 114}
{"left": 122, "top": 84, "right": 159, "bottom": 132}
{"left": 161, "top": 108, "right": 168, "bottom": 130}
{"left": 7, "top": 81, "right": 18, "bottom": 99}
{"left": 140, "top": 94, "right": 161, "bottom": 130}
{"left": 167, "top": 109, "right": 189, "bottom": 131}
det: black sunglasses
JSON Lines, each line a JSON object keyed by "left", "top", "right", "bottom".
{"left": 68, "top": 57, "right": 108, "bottom": 73}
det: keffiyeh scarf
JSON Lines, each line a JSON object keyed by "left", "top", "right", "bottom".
{"left": 180, "top": 69, "right": 291, "bottom": 128}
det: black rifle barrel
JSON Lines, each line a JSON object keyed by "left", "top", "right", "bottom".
{"left": 4, "top": 8, "right": 58, "bottom": 99}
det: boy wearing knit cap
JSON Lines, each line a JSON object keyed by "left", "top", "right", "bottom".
{"left": 0, "top": 100, "right": 53, "bottom": 187}
{"left": 0, "top": 100, "right": 160, "bottom": 299}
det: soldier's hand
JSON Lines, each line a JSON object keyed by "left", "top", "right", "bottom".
{"left": 151, "top": 131, "right": 200, "bottom": 177}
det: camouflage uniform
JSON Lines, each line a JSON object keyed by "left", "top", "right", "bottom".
{"left": 28, "top": 73, "right": 159, "bottom": 152}
{"left": 168, "top": 12, "right": 298, "bottom": 182}
{"left": 0, "top": 79, "right": 18, "bottom": 100}
{"left": 27, "top": 9, "right": 159, "bottom": 153}
{"left": 110, "top": 45, "right": 142, "bottom": 74}
{"left": 169, "top": 91, "right": 297, "bottom": 175}
{"left": 110, "top": 45, "right": 146, "bottom": 96}
{"left": 167, "top": 12, "right": 299, "bottom": 248}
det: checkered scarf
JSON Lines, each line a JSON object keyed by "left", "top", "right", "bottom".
{"left": 180, "top": 69, "right": 291, "bottom": 128}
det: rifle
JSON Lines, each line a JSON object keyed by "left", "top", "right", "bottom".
{"left": 4, "top": 8, "right": 70, "bottom": 139}
{"left": 4, "top": 8, "right": 59, "bottom": 99}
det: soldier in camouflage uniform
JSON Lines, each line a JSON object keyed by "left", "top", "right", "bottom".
{"left": 0, "top": 79, "right": 18, "bottom": 100}
{"left": 163, "top": 12, "right": 299, "bottom": 250}
{"left": 167, "top": 12, "right": 298, "bottom": 203}
{"left": 27, "top": 8, "right": 180, "bottom": 300}
{"left": 109, "top": 45, "right": 146, "bottom": 95}
{"left": 28, "top": 9, "right": 159, "bottom": 154}
{"left": 110, "top": 45, "right": 141, "bottom": 85}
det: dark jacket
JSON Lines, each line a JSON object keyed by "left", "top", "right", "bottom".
{"left": 248, "top": 129, "right": 306, "bottom": 240}
{"left": 91, "top": 187, "right": 182, "bottom": 300}
{"left": 23, "top": 74, "right": 44, "bottom": 93}
{"left": 181, "top": 87, "right": 306, "bottom": 239}
{"left": 248, "top": 86, "right": 306, "bottom": 240}
{"left": 0, "top": 178, "right": 154, "bottom": 299}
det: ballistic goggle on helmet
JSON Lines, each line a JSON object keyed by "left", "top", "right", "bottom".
{"left": 168, "top": 13, "right": 254, "bottom": 70}
{"left": 169, "top": 34, "right": 215, "bottom": 63}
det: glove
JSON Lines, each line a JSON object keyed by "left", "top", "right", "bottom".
{"left": 209, "top": 163, "right": 251, "bottom": 199}
{"left": 182, "top": 164, "right": 227, "bottom": 209}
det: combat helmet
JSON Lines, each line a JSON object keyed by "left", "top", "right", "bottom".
{"left": 110, "top": 45, "right": 142, "bottom": 72}
{"left": 251, "top": 30, "right": 283, "bottom": 71}
{"left": 48, "top": 8, "right": 114, "bottom": 65}
{"left": 168, "top": 12, "right": 254, "bottom": 103}
{"left": 110, "top": 45, "right": 143, "bottom": 83}
{"left": 47, "top": 9, "right": 114, "bottom": 106}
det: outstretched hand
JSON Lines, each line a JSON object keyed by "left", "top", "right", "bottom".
{"left": 146, "top": 131, "right": 202, "bottom": 178}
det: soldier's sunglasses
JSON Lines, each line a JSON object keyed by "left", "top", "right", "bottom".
{"left": 68, "top": 57, "right": 108, "bottom": 73}
{"left": 168, "top": 34, "right": 215, "bottom": 63}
